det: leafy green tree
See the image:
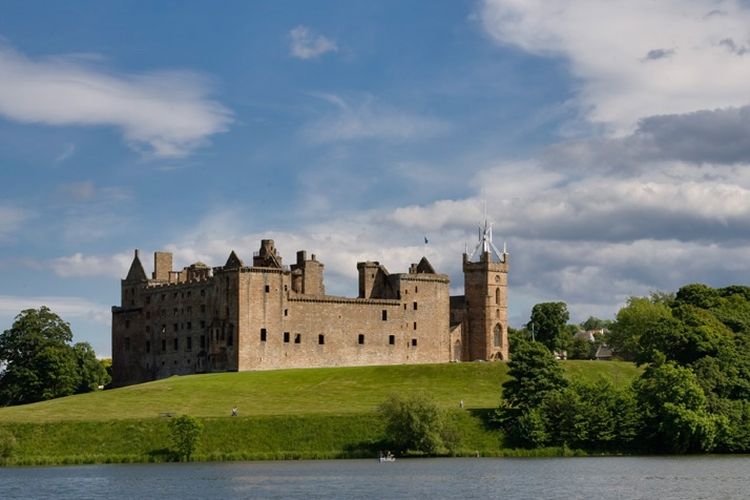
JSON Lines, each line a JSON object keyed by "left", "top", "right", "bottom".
{"left": 526, "top": 302, "right": 570, "bottom": 352}
{"left": 502, "top": 342, "right": 567, "bottom": 410}
{"left": 169, "top": 415, "right": 203, "bottom": 461}
{"left": 73, "top": 343, "right": 110, "bottom": 393}
{"left": 580, "top": 316, "right": 609, "bottom": 331}
{"left": 0, "top": 307, "right": 106, "bottom": 406}
{"left": 675, "top": 283, "right": 722, "bottom": 309}
{"left": 567, "top": 336, "right": 594, "bottom": 360}
{"left": 0, "top": 307, "right": 80, "bottom": 405}
{"left": 379, "top": 393, "right": 445, "bottom": 454}
{"left": 632, "top": 357, "right": 720, "bottom": 453}
{"left": 608, "top": 297, "right": 672, "bottom": 361}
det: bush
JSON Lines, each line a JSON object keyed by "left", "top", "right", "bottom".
{"left": 378, "top": 394, "right": 446, "bottom": 455}
{"left": 168, "top": 415, "right": 203, "bottom": 461}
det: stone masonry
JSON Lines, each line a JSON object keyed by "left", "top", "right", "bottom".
{"left": 112, "top": 228, "right": 509, "bottom": 387}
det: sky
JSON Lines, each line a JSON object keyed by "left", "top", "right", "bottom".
{"left": 2, "top": 0, "right": 750, "bottom": 356}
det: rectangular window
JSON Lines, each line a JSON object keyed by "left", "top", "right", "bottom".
{"left": 415, "top": 286, "right": 418, "bottom": 293}
{"left": 382, "top": 310, "right": 387, "bottom": 321}
{"left": 146, "top": 340, "right": 151, "bottom": 353}
{"left": 187, "top": 322, "right": 192, "bottom": 330}
{"left": 174, "top": 338, "right": 179, "bottom": 350}
{"left": 413, "top": 322, "right": 417, "bottom": 330}
{"left": 227, "top": 331, "right": 233, "bottom": 346}
{"left": 265, "top": 285, "right": 270, "bottom": 293}
{"left": 318, "top": 334, "right": 325, "bottom": 345}
{"left": 389, "top": 335, "right": 395, "bottom": 345}
{"left": 162, "top": 324, "right": 166, "bottom": 334}
{"left": 403, "top": 304, "right": 407, "bottom": 310}
{"left": 411, "top": 338, "right": 418, "bottom": 347}
{"left": 200, "top": 320, "right": 205, "bottom": 329}
{"left": 162, "top": 339, "right": 166, "bottom": 352}
{"left": 283, "top": 331, "right": 290, "bottom": 343}
{"left": 200, "top": 335, "right": 205, "bottom": 349}
{"left": 294, "top": 333, "right": 301, "bottom": 344}
{"left": 358, "top": 334, "right": 365, "bottom": 345}
{"left": 173, "top": 323, "right": 178, "bottom": 332}
{"left": 146, "top": 296, "right": 151, "bottom": 305}
{"left": 260, "top": 328, "right": 267, "bottom": 342}
{"left": 413, "top": 302, "right": 418, "bottom": 311}
{"left": 201, "top": 289, "right": 205, "bottom": 297}
{"left": 186, "top": 337, "right": 192, "bottom": 351}
{"left": 284, "top": 309, "right": 288, "bottom": 317}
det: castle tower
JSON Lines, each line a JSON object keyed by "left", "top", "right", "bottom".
{"left": 462, "top": 219, "right": 509, "bottom": 361}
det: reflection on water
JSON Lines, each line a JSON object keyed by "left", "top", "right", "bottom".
{"left": 1, "top": 456, "right": 748, "bottom": 499}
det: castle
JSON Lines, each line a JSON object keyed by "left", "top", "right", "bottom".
{"left": 111, "top": 222, "right": 508, "bottom": 387}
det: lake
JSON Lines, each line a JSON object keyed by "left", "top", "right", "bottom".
{"left": 1, "top": 456, "right": 748, "bottom": 499}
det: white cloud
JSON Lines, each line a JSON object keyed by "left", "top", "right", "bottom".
{"left": 0, "top": 44, "right": 232, "bottom": 158}
{"left": 0, "top": 295, "right": 111, "bottom": 325}
{"left": 0, "top": 205, "right": 30, "bottom": 243}
{"left": 481, "top": 0, "right": 750, "bottom": 134}
{"left": 50, "top": 251, "right": 133, "bottom": 278}
{"left": 302, "top": 93, "right": 450, "bottom": 143}
{"left": 289, "top": 26, "right": 338, "bottom": 60}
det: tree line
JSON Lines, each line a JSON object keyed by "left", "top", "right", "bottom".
{"left": 499, "top": 284, "right": 750, "bottom": 453}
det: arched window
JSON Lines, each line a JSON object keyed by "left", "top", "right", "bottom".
{"left": 495, "top": 287, "right": 501, "bottom": 305}
{"left": 493, "top": 324, "right": 502, "bottom": 347}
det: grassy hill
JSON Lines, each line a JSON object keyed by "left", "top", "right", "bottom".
{"left": 0, "top": 361, "right": 640, "bottom": 423}
{"left": 0, "top": 361, "right": 642, "bottom": 464}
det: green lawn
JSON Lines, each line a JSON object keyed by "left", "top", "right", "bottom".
{"left": 0, "top": 361, "right": 641, "bottom": 423}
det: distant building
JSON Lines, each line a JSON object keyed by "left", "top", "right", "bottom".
{"left": 111, "top": 221, "right": 510, "bottom": 386}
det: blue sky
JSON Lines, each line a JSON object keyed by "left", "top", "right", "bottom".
{"left": 3, "top": 0, "right": 750, "bottom": 355}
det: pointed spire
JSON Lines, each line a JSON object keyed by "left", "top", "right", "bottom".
{"left": 224, "top": 250, "right": 244, "bottom": 269}
{"left": 125, "top": 249, "right": 147, "bottom": 282}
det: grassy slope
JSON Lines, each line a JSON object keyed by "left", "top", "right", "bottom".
{"left": 0, "top": 361, "right": 641, "bottom": 464}
{"left": 0, "top": 361, "right": 641, "bottom": 423}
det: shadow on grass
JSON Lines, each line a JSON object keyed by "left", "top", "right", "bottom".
{"left": 468, "top": 408, "right": 499, "bottom": 432}
{"left": 147, "top": 447, "right": 179, "bottom": 462}
{"left": 342, "top": 437, "right": 388, "bottom": 459}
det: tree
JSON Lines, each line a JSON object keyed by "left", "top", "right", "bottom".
{"left": 608, "top": 297, "right": 672, "bottom": 361}
{"left": 632, "top": 358, "right": 720, "bottom": 453}
{"left": 73, "top": 343, "right": 110, "bottom": 392}
{"left": 0, "top": 307, "right": 104, "bottom": 406}
{"left": 526, "top": 302, "right": 570, "bottom": 352}
{"left": 0, "top": 307, "right": 80, "bottom": 406}
{"left": 501, "top": 341, "right": 568, "bottom": 410}
{"left": 169, "top": 415, "right": 203, "bottom": 461}
{"left": 580, "top": 316, "right": 609, "bottom": 331}
{"left": 379, "top": 393, "right": 445, "bottom": 454}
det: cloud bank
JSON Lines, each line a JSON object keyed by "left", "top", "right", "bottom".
{"left": 0, "top": 44, "right": 232, "bottom": 158}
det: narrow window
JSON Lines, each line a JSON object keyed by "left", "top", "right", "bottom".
{"left": 200, "top": 289, "right": 205, "bottom": 297}
{"left": 187, "top": 291, "right": 191, "bottom": 298}
{"left": 187, "top": 337, "right": 192, "bottom": 351}
{"left": 162, "top": 324, "right": 166, "bottom": 334}
{"left": 403, "top": 304, "right": 407, "bottom": 310}
{"left": 358, "top": 334, "right": 365, "bottom": 345}
{"left": 382, "top": 310, "right": 387, "bottom": 321}
{"left": 284, "top": 309, "right": 288, "bottom": 317}
{"left": 388, "top": 335, "right": 395, "bottom": 345}
{"left": 294, "top": 333, "right": 301, "bottom": 344}
{"left": 161, "top": 339, "right": 166, "bottom": 352}
{"left": 494, "top": 324, "right": 502, "bottom": 347}
{"left": 413, "top": 322, "right": 417, "bottom": 330}
{"left": 319, "top": 334, "right": 325, "bottom": 345}
{"left": 411, "top": 338, "right": 418, "bottom": 347}
{"left": 173, "top": 323, "right": 178, "bottom": 332}
{"left": 200, "top": 335, "right": 205, "bottom": 349}
{"left": 227, "top": 331, "right": 233, "bottom": 346}
{"left": 146, "top": 296, "right": 151, "bottom": 305}
{"left": 200, "top": 320, "right": 206, "bottom": 329}
{"left": 284, "top": 285, "right": 288, "bottom": 291}
{"left": 415, "top": 286, "right": 418, "bottom": 293}
{"left": 265, "top": 285, "right": 270, "bottom": 293}
{"left": 495, "top": 287, "right": 500, "bottom": 305}
{"left": 161, "top": 294, "right": 165, "bottom": 301}
{"left": 260, "top": 328, "right": 267, "bottom": 342}
{"left": 283, "top": 331, "right": 290, "bottom": 343}
{"left": 413, "top": 302, "right": 418, "bottom": 310}
{"left": 174, "top": 338, "right": 178, "bottom": 350}
{"left": 187, "top": 322, "right": 192, "bottom": 330}
{"left": 146, "top": 340, "right": 151, "bottom": 353}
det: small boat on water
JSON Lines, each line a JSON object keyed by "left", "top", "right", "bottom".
{"left": 379, "top": 451, "right": 396, "bottom": 462}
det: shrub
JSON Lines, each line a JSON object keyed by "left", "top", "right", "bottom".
{"left": 168, "top": 415, "right": 203, "bottom": 461}
{"left": 378, "top": 394, "right": 445, "bottom": 455}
